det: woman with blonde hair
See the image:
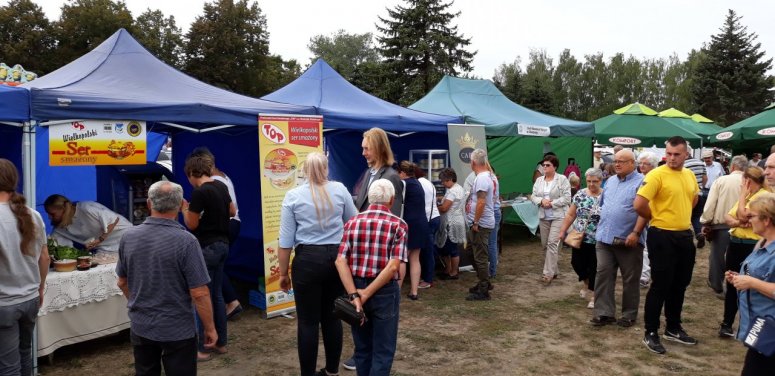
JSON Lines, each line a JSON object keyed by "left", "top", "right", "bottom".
{"left": 278, "top": 152, "right": 357, "bottom": 376}
{"left": 718, "top": 166, "right": 770, "bottom": 338}
{"left": 0, "top": 159, "right": 49, "bottom": 375}
{"left": 727, "top": 193, "right": 775, "bottom": 374}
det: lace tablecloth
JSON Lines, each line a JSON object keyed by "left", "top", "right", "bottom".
{"left": 39, "top": 263, "right": 124, "bottom": 316}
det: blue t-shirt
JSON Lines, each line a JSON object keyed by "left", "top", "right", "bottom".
{"left": 117, "top": 217, "right": 210, "bottom": 342}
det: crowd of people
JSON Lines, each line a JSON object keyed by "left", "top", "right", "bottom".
{"left": 2, "top": 133, "right": 775, "bottom": 375}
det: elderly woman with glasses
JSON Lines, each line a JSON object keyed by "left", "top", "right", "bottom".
{"left": 637, "top": 151, "right": 660, "bottom": 288}
{"left": 726, "top": 193, "right": 775, "bottom": 375}
{"left": 719, "top": 167, "right": 771, "bottom": 339}
{"left": 559, "top": 168, "right": 604, "bottom": 308}
{"left": 531, "top": 154, "right": 572, "bottom": 284}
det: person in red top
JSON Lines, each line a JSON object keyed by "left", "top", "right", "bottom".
{"left": 336, "top": 179, "right": 408, "bottom": 376}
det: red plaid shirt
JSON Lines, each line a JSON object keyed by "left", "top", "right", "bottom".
{"left": 338, "top": 204, "right": 408, "bottom": 278}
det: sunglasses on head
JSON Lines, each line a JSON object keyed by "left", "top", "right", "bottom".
{"left": 542, "top": 163, "right": 553, "bottom": 167}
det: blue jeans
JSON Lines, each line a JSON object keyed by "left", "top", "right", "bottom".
{"left": 488, "top": 208, "right": 502, "bottom": 277}
{"left": 197, "top": 241, "right": 228, "bottom": 351}
{"left": 351, "top": 278, "right": 400, "bottom": 376}
{"left": 421, "top": 216, "right": 440, "bottom": 283}
{"left": 0, "top": 297, "right": 38, "bottom": 376}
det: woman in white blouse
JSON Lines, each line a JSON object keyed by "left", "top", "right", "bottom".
{"left": 531, "top": 154, "right": 572, "bottom": 284}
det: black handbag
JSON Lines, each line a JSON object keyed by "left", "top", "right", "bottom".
{"left": 333, "top": 296, "right": 365, "bottom": 326}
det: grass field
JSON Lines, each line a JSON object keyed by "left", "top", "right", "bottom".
{"left": 38, "top": 225, "right": 749, "bottom": 375}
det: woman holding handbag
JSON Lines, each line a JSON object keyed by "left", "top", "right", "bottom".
{"left": 559, "top": 168, "right": 604, "bottom": 308}
{"left": 727, "top": 193, "right": 775, "bottom": 375}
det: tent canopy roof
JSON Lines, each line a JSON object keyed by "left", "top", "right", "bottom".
{"left": 709, "top": 107, "right": 775, "bottom": 145}
{"left": 262, "top": 59, "right": 461, "bottom": 133}
{"left": 408, "top": 76, "right": 594, "bottom": 137}
{"left": 23, "top": 29, "right": 314, "bottom": 131}
{"left": 0, "top": 85, "right": 30, "bottom": 123}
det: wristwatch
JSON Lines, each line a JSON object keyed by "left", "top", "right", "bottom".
{"left": 348, "top": 292, "right": 361, "bottom": 300}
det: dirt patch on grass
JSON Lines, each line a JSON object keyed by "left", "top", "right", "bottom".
{"left": 38, "top": 225, "right": 748, "bottom": 375}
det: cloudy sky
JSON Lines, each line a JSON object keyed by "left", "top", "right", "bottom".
{"left": 22, "top": 0, "right": 775, "bottom": 78}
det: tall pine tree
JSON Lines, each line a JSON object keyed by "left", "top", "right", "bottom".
{"left": 376, "top": 0, "right": 475, "bottom": 105}
{"left": 691, "top": 9, "right": 774, "bottom": 125}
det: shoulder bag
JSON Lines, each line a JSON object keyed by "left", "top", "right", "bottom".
{"left": 743, "top": 273, "right": 775, "bottom": 356}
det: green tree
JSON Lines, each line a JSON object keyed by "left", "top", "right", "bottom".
{"left": 376, "top": 0, "right": 476, "bottom": 105}
{"left": 578, "top": 53, "right": 609, "bottom": 120}
{"left": 521, "top": 49, "right": 556, "bottom": 114}
{"left": 493, "top": 58, "right": 523, "bottom": 103}
{"left": 53, "top": 0, "right": 134, "bottom": 65}
{"left": 308, "top": 30, "right": 379, "bottom": 80}
{"left": 691, "top": 9, "right": 774, "bottom": 125}
{"left": 0, "top": 0, "right": 56, "bottom": 74}
{"left": 262, "top": 55, "right": 302, "bottom": 92}
{"left": 552, "top": 49, "right": 582, "bottom": 119}
{"left": 183, "top": 0, "right": 272, "bottom": 97}
{"left": 134, "top": 9, "right": 184, "bottom": 68}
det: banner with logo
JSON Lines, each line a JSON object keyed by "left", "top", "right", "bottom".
{"left": 258, "top": 114, "right": 323, "bottom": 318}
{"left": 49, "top": 120, "right": 146, "bottom": 166}
{"left": 447, "top": 124, "right": 487, "bottom": 182}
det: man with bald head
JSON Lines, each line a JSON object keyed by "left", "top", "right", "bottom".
{"left": 590, "top": 149, "right": 647, "bottom": 328}
{"left": 764, "top": 153, "right": 775, "bottom": 189}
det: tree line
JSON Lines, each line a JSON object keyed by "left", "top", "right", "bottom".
{"left": 1, "top": 0, "right": 772, "bottom": 126}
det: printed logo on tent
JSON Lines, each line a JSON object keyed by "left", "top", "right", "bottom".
{"left": 261, "top": 123, "right": 286, "bottom": 144}
{"left": 757, "top": 127, "right": 775, "bottom": 136}
{"left": 715, "top": 131, "right": 734, "bottom": 140}
{"left": 608, "top": 137, "right": 641, "bottom": 145}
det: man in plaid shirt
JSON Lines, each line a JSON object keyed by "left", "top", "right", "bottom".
{"left": 336, "top": 179, "right": 408, "bottom": 376}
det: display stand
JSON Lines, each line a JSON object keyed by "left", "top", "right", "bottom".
{"left": 409, "top": 149, "right": 449, "bottom": 195}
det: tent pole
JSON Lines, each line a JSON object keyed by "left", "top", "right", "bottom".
{"left": 22, "top": 120, "right": 38, "bottom": 374}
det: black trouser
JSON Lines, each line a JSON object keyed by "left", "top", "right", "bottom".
{"left": 291, "top": 244, "right": 344, "bottom": 376}
{"left": 691, "top": 191, "right": 708, "bottom": 239}
{"left": 644, "top": 228, "right": 696, "bottom": 333}
{"left": 222, "top": 219, "right": 242, "bottom": 304}
{"left": 722, "top": 239, "right": 756, "bottom": 326}
{"left": 131, "top": 332, "right": 197, "bottom": 376}
{"left": 741, "top": 348, "right": 775, "bottom": 376}
{"left": 571, "top": 241, "right": 597, "bottom": 290}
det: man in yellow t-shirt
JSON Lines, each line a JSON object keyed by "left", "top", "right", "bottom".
{"left": 634, "top": 136, "right": 699, "bottom": 355}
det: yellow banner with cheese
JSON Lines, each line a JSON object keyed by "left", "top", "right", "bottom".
{"left": 258, "top": 114, "right": 323, "bottom": 318}
{"left": 49, "top": 120, "right": 147, "bottom": 166}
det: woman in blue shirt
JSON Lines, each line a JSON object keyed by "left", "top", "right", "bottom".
{"left": 727, "top": 193, "right": 775, "bottom": 375}
{"left": 278, "top": 152, "right": 357, "bottom": 376}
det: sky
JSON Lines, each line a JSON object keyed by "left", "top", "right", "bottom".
{"left": 19, "top": 0, "right": 775, "bottom": 79}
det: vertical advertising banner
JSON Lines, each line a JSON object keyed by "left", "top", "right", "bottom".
{"left": 447, "top": 124, "right": 487, "bottom": 181}
{"left": 258, "top": 114, "right": 323, "bottom": 318}
{"left": 49, "top": 120, "right": 147, "bottom": 166}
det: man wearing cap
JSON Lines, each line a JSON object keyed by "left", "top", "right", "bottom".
{"left": 593, "top": 149, "right": 603, "bottom": 170}
{"left": 702, "top": 150, "right": 725, "bottom": 191}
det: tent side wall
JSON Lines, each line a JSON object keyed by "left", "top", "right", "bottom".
{"left": 487, "top": 136, "right": 592, "bottom": 224}
{"left": 173, "top": 129, "right": 264, "bottom": 284}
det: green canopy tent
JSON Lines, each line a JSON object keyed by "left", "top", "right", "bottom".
{"left": 410, "top": 76, "right": 595, "bottom": 225}
{"left": 707, "top": 106, "right": 775, "bottom": 153}
{"left": 594, "top": 103, "right": 703, "bottom": 147}
{"left": 658, "top": 108, "right": 723, "bottom": 144}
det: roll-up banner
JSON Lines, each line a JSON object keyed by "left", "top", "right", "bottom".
{"left": 258, "top": 114, "right": 323, "bottom": 318}
{"left": 446, "top": 123, "right": 487, "bottom": 182}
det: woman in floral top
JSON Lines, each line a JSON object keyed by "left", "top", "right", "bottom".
{"left": 559, "top": 168, "right": 604, "bottom": 308}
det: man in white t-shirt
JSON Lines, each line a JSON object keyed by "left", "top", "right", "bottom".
{"left": 464, "top": 149, "right": 495, "bottom": 301}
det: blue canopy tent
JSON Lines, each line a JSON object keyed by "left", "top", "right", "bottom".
{"left": 23, "top": 28, "right": 317, "bottom": 283}
{"left": 263, "top": 59, "right": 463, "bottom": 190}
{"left": 410, "top": 76, "right": 595, "bottom": 224}
{"left": 0, "top": 85, "right": 30, "bottom": 193}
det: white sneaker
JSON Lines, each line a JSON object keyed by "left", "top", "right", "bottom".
{"left": 579, "top": 289, "right": 587, "bottom": 299}
{"left": 587, "top": 300, "right": 595, "bottom": 309}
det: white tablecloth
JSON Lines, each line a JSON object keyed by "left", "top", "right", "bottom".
{"left": 37, "top": 263, "right": 129, "bottom": 357}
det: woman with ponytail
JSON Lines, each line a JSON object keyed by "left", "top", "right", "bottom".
{"left": 278, "top": 152, "right": 358, "bottom": 376}
{"left": 0, "top": 159, "right": 50, "bottom": 375}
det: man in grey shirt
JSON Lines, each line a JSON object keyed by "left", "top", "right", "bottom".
{"left": 117, "top": 181, "right": 216, "bottom": 375}
{"left": 465, "top": 149, "right": 495, "bottom": 301}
